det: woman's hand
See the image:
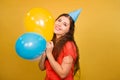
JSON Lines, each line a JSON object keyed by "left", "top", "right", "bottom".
{"left": 39, "top": 41, "right": 54, "bottom": 71}
{"left": 42, "top": 52, "right": 47, "bottom": 58}
{"left": 38, "top": 52, "right": 46, "bottom": 71}
{"left": 46, "top": 41, "right": 54, "bottom": 57}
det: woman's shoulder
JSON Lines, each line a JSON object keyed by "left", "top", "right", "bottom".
{"left": 64, "top": 41, "right": 75, "bottom": 49}
{"left": 62, "top": 41, "right": 77, "bottom": 60}
{"left": 63, "top": 41, "right": 76, "bottom": 53}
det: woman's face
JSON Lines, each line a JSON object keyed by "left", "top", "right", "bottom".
{"left": 54, "top": 16, "right": 70, "bottom": 38}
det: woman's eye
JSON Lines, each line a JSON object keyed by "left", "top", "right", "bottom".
{"left": 64, "top": 23, "right": 67, "bottom": 26}
{"left": 58, "top": 19, "right": 61, "bottom": 22}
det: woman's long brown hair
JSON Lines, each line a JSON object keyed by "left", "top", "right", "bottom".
{"left": 52, "top": 14, "right": 80, "bottom": 75}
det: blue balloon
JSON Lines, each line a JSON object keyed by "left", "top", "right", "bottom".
{"left": 15, "top": 32, "right": 46, "bottom": 60}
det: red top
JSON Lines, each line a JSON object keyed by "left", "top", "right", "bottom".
{"left": 45, "top": 41, "right": 77, "bottom": 80}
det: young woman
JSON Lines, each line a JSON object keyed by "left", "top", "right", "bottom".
{"left": 39, "top": 11, "right": 80, "bottom": 80}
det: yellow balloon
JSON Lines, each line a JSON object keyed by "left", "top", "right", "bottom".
{"left": 24, "top": 8, "right": 54, "bottom": 41}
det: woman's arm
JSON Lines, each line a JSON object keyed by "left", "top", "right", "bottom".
{"left": 46, "top": 41, "right": 73, "bottom": 79}
{"left": 38, "top": 53, "right": 46, "bottom": 71}
{"left": 47, "top": 54, "right": 73, "bottom": 79}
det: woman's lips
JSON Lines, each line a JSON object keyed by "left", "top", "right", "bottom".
{"left": 55, "top": 26, "right": 61, "bottom": 31}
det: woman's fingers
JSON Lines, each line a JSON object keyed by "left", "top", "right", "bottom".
{"left": 47, "top": 41, "right": 54, "bottom": 48}
{"left": 46, "top": 41, "right": 54, "bottom": 54}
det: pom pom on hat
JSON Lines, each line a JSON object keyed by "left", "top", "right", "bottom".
{"left": 69, "top": 8, "right": 82, "bottom": 22}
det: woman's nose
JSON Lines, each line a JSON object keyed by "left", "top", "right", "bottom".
{"left": 58, "top": 22, "right": 62, "bottom": 27}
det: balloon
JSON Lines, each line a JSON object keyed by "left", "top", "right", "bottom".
{"left": 15, "top": 32, "right": 46, "bottom": 60}
{"left": 24, "top": 8, "right": 54, "bottom": 41}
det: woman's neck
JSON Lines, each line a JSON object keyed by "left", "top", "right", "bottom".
{"left": 55, "top": 35, "right": 62, "bottom": 43}
{"left": 56, "top": 34, "right": 61, "bottom": 39}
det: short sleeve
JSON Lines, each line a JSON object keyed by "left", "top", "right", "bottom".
{"left": 62, "top": 41, "right": 77, "bottom": 62}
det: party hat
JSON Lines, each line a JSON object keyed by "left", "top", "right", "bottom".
{"left": 69, "top": 8, "right": 82, "bottom": 22}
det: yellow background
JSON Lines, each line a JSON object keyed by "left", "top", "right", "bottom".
{"left": 0, "top": 0, "right": 120, "bottom": 80}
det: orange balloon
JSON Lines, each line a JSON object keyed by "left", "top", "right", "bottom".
{"left": 24, "top": 8, "right": 54, "bottom": 41}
